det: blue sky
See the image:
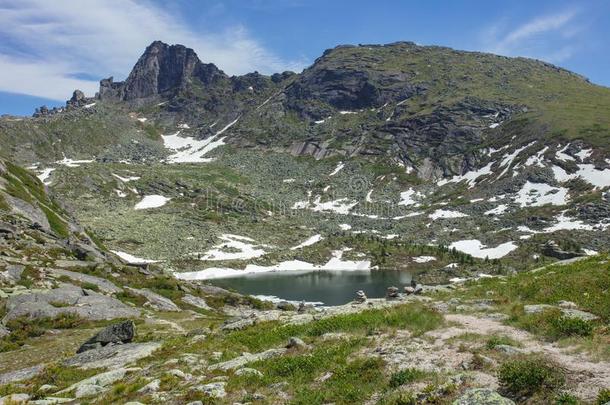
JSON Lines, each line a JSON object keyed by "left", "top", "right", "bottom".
{"left": 1, "top": 0, "right": 609, "bottom": 116}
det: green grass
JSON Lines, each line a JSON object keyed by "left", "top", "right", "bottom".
{"left": 0, "top": 314, "right": 87, "bottom": 353}
{"left": 212, "top": 303, "right": 443, "bottom": 355}
{"left": 458, "top": 255, "right": 610, "bottom": 321}
{"left": 389, "top": 368, "right": 429, "bottom": 388}
{"left": 229, "top": 339, "right": 386, "bottom": 405}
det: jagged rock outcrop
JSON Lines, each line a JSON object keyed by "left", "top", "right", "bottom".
{"left": 98, "top": 41, "right": 227, "bottom": 103}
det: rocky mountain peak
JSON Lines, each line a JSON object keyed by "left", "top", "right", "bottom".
{"left": 98, "top": 40, "right": 227, "bottom": 103}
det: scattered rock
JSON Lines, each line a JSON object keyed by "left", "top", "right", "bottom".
{"left": 48, "top": 268, "right": 121, "bottom": 294}
{"left": 541, "top": 240, "right": 583, "bottom": 260}
{"left": 286, "top": 337, "right": 307, "bottom": 349}
{"left": 124, "top": 287, "right": 180, "bottom": 312}
{"left": 194, "top": 382, "right": 226, "bottom": 398}
{"left": 137, "top": 379, "right": 160, "bottom": 394}
{"left": 276, "top": 301, "right": 295, "bottom": 311}
{"left": 453, "top": 388, "right": 515, "bottom": 404}
{"left": 181, "top": 294, "right": 211, "bottom": 310}
{"left": 493, "top": 345, "right": 523, "bottom": 355}
{"left": 208, "top": 348, "right": 287, "bottom": 371}
{"left": 557, "top": 300, "right": 578, "bottom": 309}
{"left": 77, "top": 320, "right": 136, "bottom": 353}
{"left": 524, "top": 304, "right": 599, "bottom": 320}
{"left": 0, "top": 393, "right": 30, "bottom": 404}
{"left": 0, "top": 364, "right": 44, "bottom": 385}
{"left": 235, "top": 368, "right": 263, "bottom": 377}
{"left": 75, "top": 384, "right": 105, "bottom": 398}
{"left": 221, "top": 316, "right": 256, "bottom": 331}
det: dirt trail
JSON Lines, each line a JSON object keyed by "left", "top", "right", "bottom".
{"left": 443, "top": 313, "right": 610, "bottom": 401}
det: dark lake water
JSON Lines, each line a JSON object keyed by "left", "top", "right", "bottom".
{"left": 210, "top": 269, "right": 413, "bottom": 306}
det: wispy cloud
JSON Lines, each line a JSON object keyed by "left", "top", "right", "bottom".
{"left": 482, "top": 9, "right": 584, "bottom": 63}
{"left": 0, "top": 0, "right": 307, "bottom": 101}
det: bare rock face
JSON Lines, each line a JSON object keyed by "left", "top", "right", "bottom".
{"left": 67, "top": 89, "right": 86, "bottom": 107}
{"left": 2, "top": 284, "right": 140, "bottom": 322}
{"left": 99, "top": 41, "right": 227, "bottom": 102}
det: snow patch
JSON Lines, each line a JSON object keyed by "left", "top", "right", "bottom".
{"left": 413, "top": 256, "right": 436, "bottom": 263}
{"left": 514, "top": 181, "right": 569, "bottom": 207}
{"left": 37, "top": 168, "right": 55, "bottom": 185}
{"left": 111, "top": 250, "right": 160, "bottom": 265}
{"left": 175, "top": 249, "right": 370, "bottom": 280}
{"left": 437, "top": 162, "right": 494, "bottom": 188}
{"left": 449, "top": 239, "right": 518, "bottom": 259}
{"left": 112, "top": 173, "right": 140, "bottom": 182}
{"left": 329, "top": 162, "right": 345, "bottom": 176}
{"left": 134, "top": 195, "right": 170, "bottom": 210}
{"left": 398, "top": 188, "right": 423, "bottom": 206}
{"left": 429, "top": 209, "right": 468, "bottom": 220}
{"left": 195, "top": 234, "right": 268, "bottom": 261}
{"left": 290, "top": 234, "right": 323, "bottom": 250}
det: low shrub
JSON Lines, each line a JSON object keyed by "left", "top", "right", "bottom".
{"left": 498, "top": 355, "right": 565, "bottom": 398}
{"left": 389, "top": 368, "right": 428, "bottom": 388}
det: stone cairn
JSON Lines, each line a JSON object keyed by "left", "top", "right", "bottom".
{"left": 355, "top": 290, "right": 367, "bottom": 303}
{"left": 386, "top": 286, "right": 400, "bottom": 299}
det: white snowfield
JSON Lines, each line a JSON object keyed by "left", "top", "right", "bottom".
{"left": 449, "top": 239, "right": 518, "bottom": 259}
{"left": 134, "top": 195, "right": 171, "bottom": 210}
{"left": 339, "top": 223, "right": 352, "bottom": 230}
{"left": 161, "top": 117, "right": 239, "bottom": 163}
{"left": 552, "top": 164, "right": 610, "bottom": 189}
{"left": 429, "top": 209, "right": 468, "bottom": 220}
{"left": 175, "top": 249, "right": 370, "bottom": 280}
{"left": 290, "top": 234, "right": 323, "bottom": 250}
{"left": 195, "top": 234, "right": 268, "bottom": 261}
{"left": 514, "top": 181, "right": 569, "bottom": 207}
{"left": 111, "top": 250, "right": 160, "bottom": 265}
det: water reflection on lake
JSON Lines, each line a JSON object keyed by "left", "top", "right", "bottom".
{"left": 210, "top": 269, "right": 413, "bottom": 306}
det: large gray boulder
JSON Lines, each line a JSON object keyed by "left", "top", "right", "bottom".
{"left": 453, "top": 388, "right": 515, "bottom": 405}
{"left": 77, "top": 320, "right": 135, "bottom": 353}
{"left": 48, "top": 268, "right": 122, "bottom": 294}
{"left": 2, "top": 284, "right": 139, "bottom": 322}
{"left": 124, "top": 287, "right": 180, "bottom": 312}
{"left": 64, "top": 342, "right": 161, "bottom": 370}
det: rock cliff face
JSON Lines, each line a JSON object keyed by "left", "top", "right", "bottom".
{"left": 99, "top": 41, "right": 227, "bottom": 102}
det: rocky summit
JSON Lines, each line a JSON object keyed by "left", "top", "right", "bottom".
{"left": 0, "top": 39, "right": 609, "bottom": 404}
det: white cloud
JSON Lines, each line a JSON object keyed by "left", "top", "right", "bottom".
{"left": 0, "top": 0, "right": 306, "bottom": 100}
{"left": 482, "top": 9, "right": 582, "bottom": 63}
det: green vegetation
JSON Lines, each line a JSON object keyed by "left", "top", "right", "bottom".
{"left": 389, "top": 368, "right": 428, "bottom": 388}
{"left": 485, "top": 335, "right": 523, "bottom": 350}
{"left": 213, "top": 303, "right": 443, "bottom": 355}
{"left": 458, "top": 255, "right": 610, "bottom": 321}
{"left": 498, "top": 355, "right": 565, "bottom": 400}
{"left": 0, "top": 314, "right": 87, "bottom": 352}
{"left": 597, "top": 389, "right": 610, "bottom": 405}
